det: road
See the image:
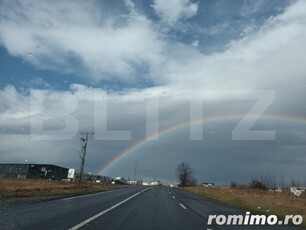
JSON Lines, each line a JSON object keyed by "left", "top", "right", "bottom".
{"left": 1, "top": 186, "right": 305, "bottom": 230}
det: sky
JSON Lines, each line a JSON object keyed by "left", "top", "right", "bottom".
{"left": 0, "top": 0, "right": 306, "bottom": 185}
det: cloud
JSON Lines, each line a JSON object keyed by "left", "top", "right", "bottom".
{"left": 240, "top": 0, "right": 265, "bottom": 17}
{"left": 155, "top": 0, "right": 306, "bottom": 92}
{"left": 0, "top": 0, "right": 304, "bottom": 90}
{"left": 1, "top": 81, "right": 306, "bottom": 180}
{"left": 191, "top": 40, "right": 199, "bottom": 47}
{"left": 0, "top": 1, "right": 306, "bottom": 183}
{"left": 199, "top": 22, "right": 230, "bottom": 36}
{"left": 0, "top": 0, "right": 165, "bottom": 83}
{"left": 152, "top": 0, "right": 198, "bottom": 25}
{"left": 28, "top": 77, "right": 51, "bottom": 89}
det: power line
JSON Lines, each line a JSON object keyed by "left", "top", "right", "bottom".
{"left": 0, "top": 89, "right": 81, "bottom": 159}
{"left": 0, "top": 124, "right": 71, "bottom": 156}
{"left": 0, "top": 90, "right": 68, "bottom": 129}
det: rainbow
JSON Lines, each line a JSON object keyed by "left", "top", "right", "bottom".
{"left": 95, "top": 113, "right": 306, "bottom": 175}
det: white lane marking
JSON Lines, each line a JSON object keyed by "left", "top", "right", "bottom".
{"left": 172, "top": 196, "right": 176, "bottom": 199}
{"left": 68, "top": 188, "right": 149, "bottom": 230}
{"left": 179, "top": 203, "right": 187, "bottom": 210}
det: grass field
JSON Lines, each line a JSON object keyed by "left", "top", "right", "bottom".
{"left": 185, "top": 186, "right": 306, "bottom": 227}
{"left": 0, "top": 178, "right": 118, "bottom": 198}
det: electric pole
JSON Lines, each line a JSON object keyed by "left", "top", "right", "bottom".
{"left": 133, "top": 160, "right": 137, "bottom": 182}
{"left": 78, "top": 131, "right": 93, "bottom": 186}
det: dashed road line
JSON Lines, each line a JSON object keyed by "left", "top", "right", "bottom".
{"left": 179, "top": 203, "right": 187, "bottom": 210}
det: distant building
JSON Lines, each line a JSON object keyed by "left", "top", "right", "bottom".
{"left": 0, "top": 163, "right": 69, "bottom": 180}
{"left": 150, "top": 181, "right": 161, "bottom": 186}
{"left": 111, "top": 177, "right": 127, "bottom": 185}
{"left": 80, "top": 173, "right": 113, "bottom": 183}
{"left": 127, "top": 180, "right": 143, "bottom": 185}
{"left": 201, "top": 182, "right": 215, "bottom": 187}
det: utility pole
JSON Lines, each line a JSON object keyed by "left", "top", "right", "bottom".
{"left": 78, "top": 131, "right": 93, "bottom": 186}
{"left": 133, "top": 160, "right": 137, "bottom": 182}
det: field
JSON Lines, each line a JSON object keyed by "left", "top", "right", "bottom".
{"left": 185, "top": 186, "right": 306, "bottom": 227}
{"left": 0, "top": 178, "right": 118, "bottom": 198}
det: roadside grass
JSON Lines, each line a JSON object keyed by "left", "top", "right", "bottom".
{"left": 184, "top": 186, "right": 306, "bottom": 227}
{"left": 0, "top": 178, "right": 118, "bottom": 198}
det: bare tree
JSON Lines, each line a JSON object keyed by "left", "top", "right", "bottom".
{"left": 230, "top": 181, "right": 238, "bottom": 188}
{"left": 176, "top": 162, "right": 197, "bottom": 187}
{"left": 290, "top": 177, "right": 300, "bottom": 187}
{"left": 279, "top": 172, "right": 286, "bottom": 189}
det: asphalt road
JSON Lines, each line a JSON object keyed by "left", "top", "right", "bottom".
{"left": 1, "top": 186, "right": 305, "bottom": 230}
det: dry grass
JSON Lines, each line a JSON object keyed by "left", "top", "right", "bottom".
{"left": 185, "top": 186, "right": 306, "bottom": 227}
{"left": 0, "top": 178, "right": 118, "bottom": 198}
